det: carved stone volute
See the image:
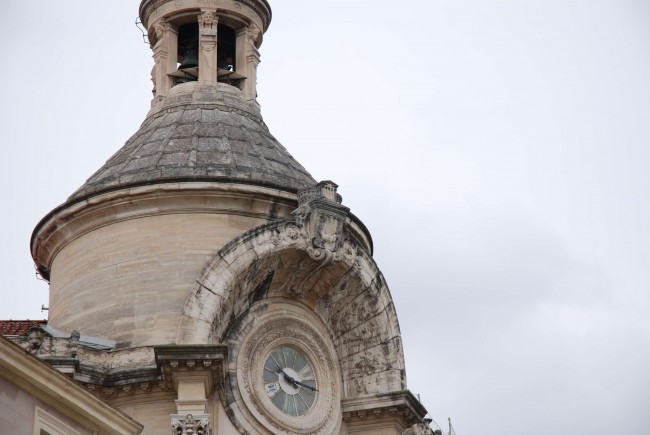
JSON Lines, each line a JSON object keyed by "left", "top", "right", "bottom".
{"left": 292, "top": 181, "right": 351, "bottom": 261}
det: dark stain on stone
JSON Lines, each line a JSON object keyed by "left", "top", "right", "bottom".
{"left": 249, "top": 269, "right": 274, "bottom": 304}
{"left": 269, "top": 200, "right": 279, "bottom": 220}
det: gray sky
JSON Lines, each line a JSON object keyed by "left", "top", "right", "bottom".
{"left": 1, "top": 1, "right": 649, "bottom": 433}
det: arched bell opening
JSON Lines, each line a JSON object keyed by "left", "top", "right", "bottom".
{"left": 217, "top": 25, "right": 237, "bottom": 74}
{"left": 150, "top": 10, "right": 259, "bottom": 97}
{"left": 173, "top": 22, "right": 243, "bottom": 86}
{"left": 176, "top": 22, "right": 199, "bottom": 82}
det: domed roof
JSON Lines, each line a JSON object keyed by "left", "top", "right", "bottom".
{"left": 68, "top": 83, "right": 315, "bottom": 202}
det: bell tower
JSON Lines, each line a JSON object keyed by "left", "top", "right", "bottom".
{"left": 142, "top": 0, "right": 268, "bottom": 101}
{"left": 27, "top": 1, "right": 433, "bottom": 434}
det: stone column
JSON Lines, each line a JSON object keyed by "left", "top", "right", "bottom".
{"left": 152, "top": 20, "right": 177, "bottom": 98}
{"left": 198, "top": 10, "right": 218, "bottom": 87}
{"left": 171, "top": 371, "right": 211, "bottom": 434}
{"left": 235, "top": 27, "right": 247, "bottom": 91}
{"left": 241, "top": 25, "right": 260, "bottom": 101}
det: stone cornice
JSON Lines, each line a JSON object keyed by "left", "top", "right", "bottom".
{"left": 139, "top": 0, "right": 272, "bottom": 31}
{"left": 155, "top": 345, "right": 228, "bottom": 396}
{"left": 31, "top": 182, "right": 299, "bottom": 280}
{"left": 0, "top": 337, "right": 143, "bottom": 435}
{"left": 32, "top": 181, "right": 373, "bottom": 281}
{"left": 341, "top": 390, "right": 429, "bottom": 427}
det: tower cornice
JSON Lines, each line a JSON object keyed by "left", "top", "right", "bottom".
{"left": 30, "top": 182, "right": 300, "bottom": 281}
{"left": 139, "top": 0, "right": 272, "bottom": 31}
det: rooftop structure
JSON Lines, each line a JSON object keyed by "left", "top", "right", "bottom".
{"left": 7, "top": 1, "right": 435, "bottom": 434}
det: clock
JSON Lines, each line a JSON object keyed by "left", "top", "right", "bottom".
{"left": 231, "top": 306, "right": 341, "bottom": 434}
{"left": 263, "top": 346, "right": 318, "bottom": 417}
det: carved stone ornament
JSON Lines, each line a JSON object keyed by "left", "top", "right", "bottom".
{"left": 200, "top": 11, "right": 216, "bottom": 29}
{"left": 248, "top": 25, "right": 261, "bottom": 48}
{"left": 176, "top": 180, "right": 407, "bottom": 412}
{"left": 171, "top": 414, "right": 210, "bottom": 435}
{"left": 403, "top": 423, "right": 434, "bottom": 435}
{"left": 228, "top": 307, "right": 341, "bottom": 435}
{"left": 153, "top": 21, "right": 170, "bottom": 40}
{"left": 290, "top": 180, "right": 353, "bottom": 263}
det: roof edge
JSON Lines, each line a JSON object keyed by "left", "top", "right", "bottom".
{"left": 31, "top": 179, "right": 304, "bottom": 280}
{"left": 0, "top": 336, "right": 143, "bottom": 434}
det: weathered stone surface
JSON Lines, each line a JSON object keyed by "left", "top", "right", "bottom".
{"left": 69, "top": 84, "right": 315, "bottom": 202}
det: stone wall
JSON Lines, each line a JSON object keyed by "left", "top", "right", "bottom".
{"left": 0, "top": 377, "right": 93, "bottom": 435}
{"left": 49, "top": 212, "right": 267, "bottom": 346}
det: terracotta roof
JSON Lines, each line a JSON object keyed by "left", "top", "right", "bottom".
{"left": 0, "top": 320, "right": 47, "bottom": 336}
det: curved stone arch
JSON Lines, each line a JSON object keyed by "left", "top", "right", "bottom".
{"left": 178, "top": 215, "right": 407, "bottom": 398}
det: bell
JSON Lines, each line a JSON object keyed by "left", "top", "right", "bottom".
{"left": 178, "top": 48, "right": 198, "bottom": 70}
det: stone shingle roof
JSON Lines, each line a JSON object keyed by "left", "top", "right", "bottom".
{"left": 69, "top": 84, "right": 315, "bottom": 202}
{"left": 0, "top": 320, "right": 47, "bottom": 336}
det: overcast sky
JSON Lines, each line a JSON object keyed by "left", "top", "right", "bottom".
{"left": 1, "top": 1, "right": 649, "bottom": 434}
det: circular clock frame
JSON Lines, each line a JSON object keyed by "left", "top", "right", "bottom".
{"left": 234, "top": 306, "right": 340, "bottom": 434}
{"left": 263, "top": 345, "right": 318, "bottom": 416}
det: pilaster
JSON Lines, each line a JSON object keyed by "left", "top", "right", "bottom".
{"left": 198, "top": 10, "right": 218, "bottom": 86}
{"left": 155, "top": 345, "right": 228, "bottom": 435}
{"left": 152, "top": 20, "right": 176, "bottom": 97}
{"left": 241, "top": 25, "right": 261, "bottom": 100}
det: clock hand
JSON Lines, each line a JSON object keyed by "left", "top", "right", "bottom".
{"left": 275, "top": 364, "right": 299, "bottom": 387}
{"left": 275, "top": 364, "right": 317, "bottom": 392}
{"left": 293, "top": 379, "right": 318, "bottom": 392}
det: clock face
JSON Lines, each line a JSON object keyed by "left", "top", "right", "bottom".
{"left": 263, "top": 346, "right": 318, "bottom": 417}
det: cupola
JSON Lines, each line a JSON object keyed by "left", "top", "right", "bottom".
{"left": 140, "top": 0, "right": 270, "bottom": 100}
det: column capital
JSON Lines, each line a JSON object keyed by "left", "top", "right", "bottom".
{"left": 155, "top": 345, "right": 228, "bottom": 396}
{"left": 171, "top": 413, "right": 210, "bottom": 435}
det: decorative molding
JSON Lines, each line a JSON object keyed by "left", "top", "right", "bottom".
{"left": 227, "top": 307, "right": 341, "bottom": 435}
{"left": 153, "top": 20, "right": 170, "bottom": 40}
{"left": 248, "top": 25, "right": 261, "bottom": 50}
{"left": 155, "top": 345, "right": 228, "bottom": 397}
{"left": 31, "top": 182, "right": 300, "bottom": 281}
{"left": 341, "top": 391, "right": 429, "bottom": 430}
{"left": 403, "top": 423, "right": 436, "bottom": 435}
{"left": 33, "top": 407, "right": 81, "bottom": 435}
{"left": 174, "top": 181, "right": 404, "bottom": 404}
{"left": 171, "top": 414, "right": 210, "bottom": 435}
{"left": 139, "top": 0, "right": 272, "bottom": 32}
{"left": 199, "top": 10, "right": 216, "bottom": 29}
{"left": 6, "top": 330, "right": 177, "bottom": 401}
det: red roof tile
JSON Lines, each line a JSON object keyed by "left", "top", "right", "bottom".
{"left": 0, "top": 320, "right": 47, "bottom": 336}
